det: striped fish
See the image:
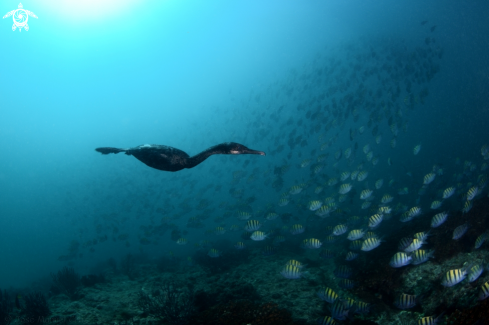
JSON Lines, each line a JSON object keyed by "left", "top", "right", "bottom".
{"left": 391, "top": 138, "right": 398, "bottom": 148}
{"left": 250, "top": 231, "right": 267, "bottom": 241}
{"left": 176, "top": 238, "right": 188, "bottom": 245}
{"left": 332, "top": 224, "right": 348, "bottom": 236}
{"left": 300, "top": 159, "right": 311, "bottom": 168}
{"left": 431, "top": 212, "right": 448, "bottom": 228}
{"left": 244, "top": 220, "right": 261, "bottom": 232}
{"left": 347, "top": 229, "right": 365, "bottom": 241}
{"left": 214, "top": 226, "right": 226, "bottom": 235}
{"left": 286, "top": 259, "right": 305, "bottom": 269}
{"left": 290, "top": 224, "right": 305, "bottom": 235}
{"left": 400, "top": 212, "right": 414, "bottom": 223}
{"left": 317, "top": 287, "right": 339, "bottom": 303}
{"left": 466, "top": 186, "right": 479, "bottom": 201}
{"left": 334, "top": 266, "right": 353, "bottom": 279}
{"left": 475, "top": 232, "right": 488, "bottom": 249}
{"left": 378, "top": 206, "right": 392, "bottom": 215}
{"left": 280, "top": 265, "right": 303, "bottom": 279}
{"left": 361, "top": 237, "right": 382, "bottom": 251}
{"left": 338, "top": 279, "right": 355, "bottom": 289}
{"left": 208, "top": 248, "right": 221, "bottom": 258}
{"left": 262, "top": 246, "right": 276, "bottom": 256}
{"left": 278, "top": 197, "right": 289, "bottom": 207}
{"left": 479, "top": 281, "right": 489, "bottom": 300}
{"left": 360, "top": 189, "right": 373, "bottom": 200}
{"left": 423, "top": 173, "right": 436, "bottom": 185}
{"left": 361, "top": 201, "right": 372, "bottom": 209}
{"left": 340, "top": 171, "right": 351, "bottom": 181}
{"left": 411, "top": 249, "right": 434, "bottom": 265}
{"left": 357, "top": 171, "right": 369, "bottom": 181}
{"left": 351, "top": 170, "right": 359, "bottom": 180}
{"left": 441, "top": 265, "right": 472, "bottom": 287}
{"left": 342, "top": 298, "right": 355, "bottom": 309}
{"left": 345, "top": 251, "right": 359, "bottom": 261}
{"left": 414, "top": 231, "right": 430, "bottom": 242}
{"left": 417, "top": 313, "right": 444, "bottom": 325}
{"left": 462, "top": 200, "right": 473, "bottom": 213}
{"left": 234, "top": 242, "right": 246, "bottom": 250}
{"left": 452, "top": 224, "right": 469, "bottom": 240}
{"left": 319, "top": 249, "right": 336, "bottom": 259}
{"left": 381, "top": 194, "right": 393, "bottom": 204}
{"left": 289, "top": 185, "right": 303, "bottom": 195}
{"left": 316, "top": 205, "right": 332, "bottom": 217}
{"left": 394, "top": 293, "right": 418, "bottom": 309}
{"left": 413, "top": 144, "right": 422, "bottom": 155}
{"left": 265, "top": 212, "right": 279, "bottom": 221}
{"left": 404, "top": 239, "right": 424, "bottom": 253}
{"left": 354, "top": 301, "right": 371, "bottom": 314}
{"left": 368, "top": 214, "right": 383, "bottom": 229}
{"left": 442, "top": 186, "right": 455, "bottom": 199}
{"left": 468, "top": 264, "right": 485, "bottom": 282}
{"left": 364, "top": 232, "right": 378, "bottom": 240}
{"left": 324, "top": 235, "right": 338, "bottom": 244}
{"left": 338, "top": 183, "right": 353, "bottom": 194}
{"left": 308, "top": 200, "right": 323, "bottom": 211}
{"left": 390, "top": 252, "right": 412, "bottom": 268}
{"left": 302, "top": 238, "right": 322, "bottom": 249}
{"left": 331, "top": 300, "right": 350, "bottom": 320}
{"left": 375, "top": 179, "right": 384, "bottom": 189}
{"left": 317, "top": 316, "right": 337, "bottom": 325}
{"left": 236, "top": 211, "right": 252, "bottom": 220}
{"left": 273, "top": 235, "right": 285, "bottom": 245}
{"left": 430, "top": 200, "right": 442, "bottom": 209}
{"left": 408, "top": 206, "right": 422, "bottom": 218}
{"left": 349, "top": 240, "right": 363, "bottom": 251}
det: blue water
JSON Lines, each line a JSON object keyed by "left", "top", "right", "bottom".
{"left": 0, "top": 0, "right": 488, "bottom": 290}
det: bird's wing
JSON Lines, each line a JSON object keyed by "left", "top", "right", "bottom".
{"left": 3, "top": 10, "right": 15, "bottom": 19}
{"left": 26, "top": 10, "right": 38, "bottom": 18}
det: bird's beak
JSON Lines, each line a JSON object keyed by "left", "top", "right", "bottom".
{"left": 246, "top": 148, "right": 266, "bottom": 156}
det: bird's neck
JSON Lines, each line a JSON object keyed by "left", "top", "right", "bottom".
{"left": 186, "top": 144, "right": 228, "bottom": 169}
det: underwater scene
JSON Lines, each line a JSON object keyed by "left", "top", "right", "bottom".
{"left": 1, "top": 0, "right": 489, "bottom": 324}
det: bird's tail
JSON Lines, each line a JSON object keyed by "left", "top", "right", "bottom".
{"left": 95, "top": 147, "right": 126, "bottom": 155}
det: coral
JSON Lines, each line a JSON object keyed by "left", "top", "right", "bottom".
{"left": 189, "top": 299, "right": 302, "bottom": 325}
{"left": 0, "top": 290, "right": 13, "bottom": 325}
{"left": 431, "top": 197, "right": 489, "bottom": 263}
{"left": 107, "top": 257, "right": 117, "bottom": 271}
{"left": 446, "top": 298, "right": 489, "bottom": 325}
{"left": 51, "top": 266, "right": 81, "bottom": 300}
{"left": 137, "top": 281, "right": 195, "bottom": 325}
{"left": 156, "top": 255, "right": 180, "bottom": 273}
{"left": 80, "top": 274, "right": 105, "bottom": 287}
{"left": 194, "top": 283, "right": 261, "bottom": 310}
{"left": 373, "top": 311, "right": 424, "bottom": 325}
{"left": 398, "top": 240, "right": 489, "bottom": 315}
{"left": 120, "top": 254, "right": 138, "bottom": 280}
{"left": 353, "top": 237, "right": 404, "bottom": 308}
{"left": 192, "top": 245, "right": 249, "bottom": 273}
{"left": 20, "top": 292, "right": 51, "bottom": 325}
{"left": 397, "top": 311, "right": 418, "bottom": 325}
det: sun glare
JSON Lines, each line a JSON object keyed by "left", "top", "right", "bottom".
{"left": 42, "top": 0, "right": 143, "bottom": 22}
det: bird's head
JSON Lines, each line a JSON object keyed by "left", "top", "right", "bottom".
{"left": 226, "top": 142, "right": 266, "bottom": 156}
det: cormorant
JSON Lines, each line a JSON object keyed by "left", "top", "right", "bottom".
{"left": 95, "top": 142, "right": 266, "bottom": 172}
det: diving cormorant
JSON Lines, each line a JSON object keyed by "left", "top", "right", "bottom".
{"left": 95, "top": 142, "right": 266, "bottom": 172}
